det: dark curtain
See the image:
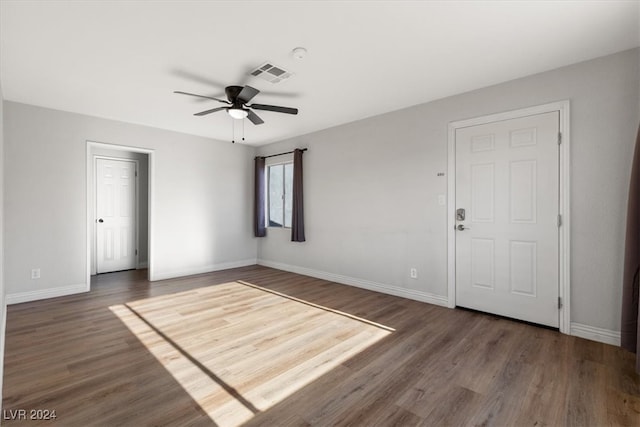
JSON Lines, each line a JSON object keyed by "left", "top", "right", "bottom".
{"left": 622, "top": 124, "right": 640, "bottom": 373}
{"left": 254, "top": 157, "right": 266, "bottom": 237}
{"left": 291, "top": 149, "right": 306, "bottom": 242}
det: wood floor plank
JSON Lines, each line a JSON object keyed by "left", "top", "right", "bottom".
{"left": 2, "top": 266, "right": 640, "bottom": 426}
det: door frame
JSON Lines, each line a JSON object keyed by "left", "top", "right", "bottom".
{"left": 86, "top": 141, "right": 155, "bottom": 288}
{"left": 93, "top": 156, "right": 139, "bottom": 274}
{"left": 446, "top": 101, "right": 571, "bottom": 333}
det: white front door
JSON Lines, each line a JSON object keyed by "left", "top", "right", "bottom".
{"left": 455, "top": 111, "right": 559, "bottom": 327}
{"left": 96, "top": 158, "right": 137, "bottom": 273}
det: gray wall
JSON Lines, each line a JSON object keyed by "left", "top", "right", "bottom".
{"left": 258, "top": 48, "right": 640, "bottom": 333}
{"left": 0, "top": 67, "right": 6, "bottom": 402}
{"left": 4, "top": 102, "right": 257, "bottom": 297}
{"left": 89, "top": 147, "right": 149, "bottom": 274}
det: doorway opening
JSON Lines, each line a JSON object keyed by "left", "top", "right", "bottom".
{"left": 446, "top": 101, "right": 570, "bottom": 333}
{"left": 86, "top": 141, "right": 154, "bottom": 288}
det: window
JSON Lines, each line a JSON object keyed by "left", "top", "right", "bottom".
{"left": 268, "top": 162, "right": 293, "bottom": 228}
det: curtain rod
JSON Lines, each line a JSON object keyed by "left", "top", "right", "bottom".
{"left": 257, "top": 148, "right": 307, "bottom": 160}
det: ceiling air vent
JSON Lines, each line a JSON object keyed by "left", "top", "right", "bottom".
{"left": 249, "top": 62, "right": 293, "bottom": 84}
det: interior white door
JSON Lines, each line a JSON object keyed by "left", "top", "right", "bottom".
{"left": 455, "top": 111, "right": 560, "bottom": 327}
{"left": 96, "top": 158, "right": 137, "bottom": 274}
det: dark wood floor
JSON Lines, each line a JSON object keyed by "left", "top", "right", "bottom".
{"left": 2, "top": 265, "right": 640, "bottom": 426}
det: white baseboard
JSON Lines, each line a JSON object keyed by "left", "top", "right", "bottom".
{"left": 151, "top": 258, "right": 258, "bottom": 281}
{"left": 570, "top": 322, "right": 620, "bottom": 346}
{"left": 7, "top": 283, "right": 89, "bottom": 305}
{"left": 257, "top": 259, "right": 449, "bottom": 307}
{"left": 0, "top": 306, "right": 6, "bottom": 403}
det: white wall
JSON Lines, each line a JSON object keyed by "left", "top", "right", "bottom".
{"left": 4, "top": 102, "right": 258, "bottom": 301}
{"left": 89, "top": 147, "right": 149, "bottom": 274}
{"left": 258, "top": 48, "right": 640, "bottom": 335}
{"left": 0, "top": 67, "right": 6, "bottom": 403}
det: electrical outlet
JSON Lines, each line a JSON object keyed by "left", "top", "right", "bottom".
{"left": 31, "top": 268, "right": 41, "bottom": 279}
{"left": 410, "top": 268, "right": 418, "bottom": 279}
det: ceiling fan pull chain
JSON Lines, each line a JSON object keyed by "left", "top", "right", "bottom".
{"left": 232, "top": 120, "right": 235, "bottom": 144}
{"left": 242, "top": 118, "right": 245, "bottom": 141}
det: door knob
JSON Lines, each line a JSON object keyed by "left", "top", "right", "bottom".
{"left": 457, "top": 224, "right": 470, "bottom": 231}
{"left": 98, "top": 218, "right": 104, "bottom": 223}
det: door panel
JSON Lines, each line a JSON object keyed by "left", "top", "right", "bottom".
{"left": 510, "top": 160, "right": 537, "bottom": 223}
{"left": 471, "top": 238, "right": 494, "bottom": 289}
{"left": 455, "top": 111, "right": 559, "bottom": 327}
{"left": 96, "top": 158, "right": 137, "bottom": 273}
{"left": 471, "top": 163, "right": 494, "bottom": 222}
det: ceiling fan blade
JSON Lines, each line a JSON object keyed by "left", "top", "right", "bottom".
{"left": 194, "top": 107, "right": 226, "bottom": 116}
{"left": 247, "top": 109, "right": 264, "bottom": 125}
{"left": 257, "top": 90, "right": 300, "bottom": 99}
{"left": 237, "top": 85, "right": 260, "bottom": 104}
{"left": 174, "top": 91, "right": 229, "bottom": 104}
{"left": 171, "top": 69, "right": 227, "bottom": 90}
{"left": 249, "top": 103, "right": 298, "bottom": 115}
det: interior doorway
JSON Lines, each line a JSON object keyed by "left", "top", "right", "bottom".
{"left": 87, "top": 142, "right": 153, "bottom": 286}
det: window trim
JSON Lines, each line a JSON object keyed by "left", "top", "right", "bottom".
{"left": 266, "top": 160, "right": 294, "bottom": 229}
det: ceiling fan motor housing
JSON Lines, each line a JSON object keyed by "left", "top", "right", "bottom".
{"left": 225, "top": 86, "right": 244, "bottom": 104}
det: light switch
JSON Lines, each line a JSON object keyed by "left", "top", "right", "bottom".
{"left": 438, "top": 194, "right": 446, "bottom": 206}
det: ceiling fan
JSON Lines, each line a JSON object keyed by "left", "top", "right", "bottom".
{"left": 174, "top": 85, "right": 298, "bottom": 125}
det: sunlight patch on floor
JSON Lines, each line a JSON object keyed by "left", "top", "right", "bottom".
{"left": 110, "top": 281, "right": 392, "bottom": 426}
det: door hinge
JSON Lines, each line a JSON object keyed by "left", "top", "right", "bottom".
{"left": 558, "top": 297, "right": 563, "bottom": 309}
{"left": 135, "top": 171, "right": 138, "bottom": 177}
{"left": 557, "top": 214, "right": 562, "bottom": 227}
{"left": 135, "top": 249, "right": 138, "bottom": 255}
{"left": 558, "top": 132, "right": 562, "bottom": 145}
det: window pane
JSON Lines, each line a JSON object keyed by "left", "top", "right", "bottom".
{"left": 268, "top": 165, "right": 284, "bottom": 227}
{"left": 284, "top": 163, "right": 293, "bottom": 228}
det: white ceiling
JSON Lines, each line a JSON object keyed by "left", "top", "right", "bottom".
{"left": 1, "top": 1, "right": 639, "bottom": 145}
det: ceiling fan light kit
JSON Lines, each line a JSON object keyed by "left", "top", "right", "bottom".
{"left": 228, "top": 108, "right": 248, "bottom": 120}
